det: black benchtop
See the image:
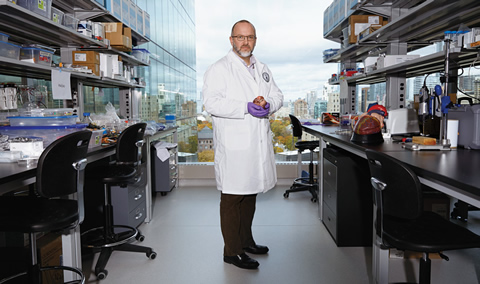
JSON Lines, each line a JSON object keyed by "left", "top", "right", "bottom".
{"left": 303, "top": 124, "right": 480, "bottom": 197}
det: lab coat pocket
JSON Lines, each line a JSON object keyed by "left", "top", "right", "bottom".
{"left": 225, "top": 123, "right": 250, "bottom": 151}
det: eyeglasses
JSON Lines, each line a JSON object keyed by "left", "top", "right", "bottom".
{"left": 232, "top": 35, "right": 257, "bottom": 41}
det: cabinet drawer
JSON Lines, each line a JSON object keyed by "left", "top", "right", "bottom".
{"left": 129, "top": 203, "right": 146, "bottom": 228}
{"left": 323, "top": 183, "right": 337, "bottom": 213}
{"left": 323, "top": 159, "right": 337, "bottom": 190}
{"left": 323, "top": 202, "right": 337, "bottom": 241}
{"left": 128, "top": 185, "right": 146, "bottom": 212}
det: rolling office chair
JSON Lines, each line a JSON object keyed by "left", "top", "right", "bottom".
{"left": 0, "top": 130, "right": 91, "bottom": 284}
{"left": 366, "top": 149, "right": 480, "bottom": 284}
{"left": 283, "top": 114, "right": 319, "bottom": 202}
{"left": 81, "top": 123, "right": 156, "bottom": 280}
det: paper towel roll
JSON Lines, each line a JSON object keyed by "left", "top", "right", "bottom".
{"left": 447, "top": 119, "right": 459, "bottom": 148}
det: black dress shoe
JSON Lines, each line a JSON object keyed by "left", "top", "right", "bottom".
{"left": 244, "top": 244, "right": 269, "bottom": 254}
{"left": 224, "top": 253, "right": 259, "bottom": 269}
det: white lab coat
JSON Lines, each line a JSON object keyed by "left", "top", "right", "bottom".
{"left": 203, "top": 50, "right": 284, "bottom": 195}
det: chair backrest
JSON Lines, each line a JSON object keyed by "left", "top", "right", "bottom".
{"left": 115, "top": 123, "right": 147, "bottom": 166}
{"left": 365, "top": 149, "right": 423, "bottom": 220}
{"left": 289, "top": 114, "right": 303, "bottom": 139}
{"left": 36, "top": 130, "right": 91, "bottom": 198}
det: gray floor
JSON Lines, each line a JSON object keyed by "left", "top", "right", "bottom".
{"left": 82, "top": 185, "right": 480, "bottom": 284}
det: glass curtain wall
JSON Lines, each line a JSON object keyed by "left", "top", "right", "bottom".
{"left": 135, "top": 0, "right": 197, "bottom": 157}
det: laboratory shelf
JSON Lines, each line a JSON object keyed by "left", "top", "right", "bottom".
{"left": 55, "top": 0, "right": 149, "bottom": 46}
{"left": 334, "top": 50, "right": 480, "bottom": 85}
{"left": 0, "top": 56, "right": 145, "bottom": 89}
{"left": 325, "top": 0, "right": 480, "bottom": 63}
{"left": 0, "top": 0, "right": 106, "bottom": 49}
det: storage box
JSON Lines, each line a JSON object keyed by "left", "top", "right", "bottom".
{"left": 100, "top": 53, "right": 113, "bottom": 78}
{"left": 321, "top": 112, "right": 340, "bottom": 125}
{"left": 143, "top": 11, "right": 150, "bottom": 38}
{"left": 349, "top": 14, "right": 383, "bottom": 43}
{"left": 104, "top": 22, "right": 132, "bottom": 51}
{"left": 17, "top": 0, "right": 51, "bottom": 19}
{"left": 51, "top": 6, "right": 64, "bottom": 24}
{"left": 63, "top": 14, "right": 79, "bottom": 30}
{"left": 37, "top": 233, "right": 63, "bottom": 284}
{"left": 81, "top": 63, "right": 100, "bottom": 76}
{"left": 0, "top": 32, "right": 9, "bottom": 42}
{"left": 0, "top": 41, "right": 20, "bottom": 60}
{"left": 448, "top": 104, "right": 480, "bottom": 149}
{"left": 8, "top": 115, "right": 78, "bottom": 126}
{"left": 72, "top": 50, "right": 100, "bottom": 65}
{"left": 129, "top": 0, "right": 136, "bottom": 31}
{"left": 105, "top": 0, "right": 122, "bottom": 19}
{"left": 358, "top": 24, "right": 382, "bottom": 40}
{"left": 20, "top": 47, "right": 54, "bottom": 66}
{"left": 121, "top": 0, "right": 129, "bottom": 26}
{"left": 132, "top": 49, "right": 150, "bottom": 64}
{"left": 136, "top": 5, "right": 144, "bottom": 35}
{"left": 9, "top": 138, "right": 43, "bottom": 157}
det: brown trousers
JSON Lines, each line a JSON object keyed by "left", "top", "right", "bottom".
{"left": 220, "top": 193, "right": 257, "bottom": 256}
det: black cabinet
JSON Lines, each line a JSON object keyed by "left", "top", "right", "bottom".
{"left": 151, "top": 144, "right": 177, "bottom": 194}
{"left": 322, "top": 147, "right": 372, "bottom": 247}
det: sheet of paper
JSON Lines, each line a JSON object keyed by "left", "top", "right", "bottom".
{"left": 51, "top": 69, "right": 72, "bottom": 100}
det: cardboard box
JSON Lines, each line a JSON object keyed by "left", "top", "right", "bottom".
{"left": 72, "top": 51, "right": 100, "bottom": 65}
{"left": 358, "top": 24, "right": 383, "bottom": 40}
{"left": 349, "top": 14, "right": 383, "bottom": 43}
{"left": 82, "top": 63, "right": 100, "bottom": 76}
{"left": 104, "top": 23, "right": 132, "bottom": 51}
{"left": 38, "top": 233, "right": 63, "bottom": 284}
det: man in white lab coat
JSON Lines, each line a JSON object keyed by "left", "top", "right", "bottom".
{"left": 202, "top": 20, "right": 284, "bottom": 269}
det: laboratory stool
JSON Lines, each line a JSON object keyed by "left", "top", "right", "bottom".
{"left": 283, "top": 114, "right": 319, "bottom": 202}
{"left": 0, "top": 130, "right": 92, "bottom": 284}
{"left": 366, "top": 149, "right": 480, "bottom": 284}
{"left": 81, "top": 123, "right": 156, "bottom": 280}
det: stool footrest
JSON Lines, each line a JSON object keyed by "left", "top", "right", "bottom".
{"left": 81, "top": 225, "right": 138, "bottom": 249}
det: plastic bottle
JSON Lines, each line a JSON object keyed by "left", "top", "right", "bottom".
{"left": 83, "top": 112, "right": 94, "bottom": 124}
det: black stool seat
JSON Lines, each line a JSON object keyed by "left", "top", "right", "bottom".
{"left": 99, "top": 164, "right": 137, "bottom": 185}
{"left": 0, "top": 197, "right": 78, "bottom": 233}
{"left": 295, "top": 140, "right": 319, "bottom": 151}
{"left": 283, "top": 114, "right": 319, "bottom": 202}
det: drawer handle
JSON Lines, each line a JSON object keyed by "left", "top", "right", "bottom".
{"left": 134, "top": 194, "right": 142, "bottom": 201}
{"left": 135, "top": 212, "right": 143, "bottom": 220}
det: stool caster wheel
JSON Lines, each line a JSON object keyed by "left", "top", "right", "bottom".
{"left": 148, "top": 251, "right": 157, "bottom": 259}
{"left": 283, "top": 192, "right": 289, "bottom": 198}
{"left": 161, "top": 192, "right": 167, "bottom": 196}
{"left": 136, "top": 234, "right": 145, "bottom": 242}
{"left": 96, "top": 270, "right": 108, "bottom": 280}
{"left": 311, "top": 197, "right": 317, "bottom": 203}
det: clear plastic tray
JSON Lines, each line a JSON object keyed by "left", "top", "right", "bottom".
{"left": 0, "top": 124, "right": 87, "bottom": 147}
{"left": 0, "top": 41, "right": 20, "bottom": 60}
{"left": 20, "top": 47, "right": 54, "bottom": 66}
{"left": 8, "top": 115, "right": 78, "bottom": 126}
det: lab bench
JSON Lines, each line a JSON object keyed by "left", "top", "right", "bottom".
{"left": 303, "top": 124, "right": 480, "bottom": 284}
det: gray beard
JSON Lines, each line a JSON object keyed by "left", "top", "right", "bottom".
{"left": 233, "top": 42, "right": 253, "bottom": 58}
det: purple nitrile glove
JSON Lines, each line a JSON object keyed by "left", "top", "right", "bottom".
{"left": 247, "top": 102, "right": 269, "bottom": 117}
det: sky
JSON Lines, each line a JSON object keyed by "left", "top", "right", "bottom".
{"left": 194, "top": 0, "right": 340, "bottom": 102}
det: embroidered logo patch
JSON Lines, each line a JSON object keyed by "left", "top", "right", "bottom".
{"left": 262, "top": 72, "right": 270, "bottom": 82}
